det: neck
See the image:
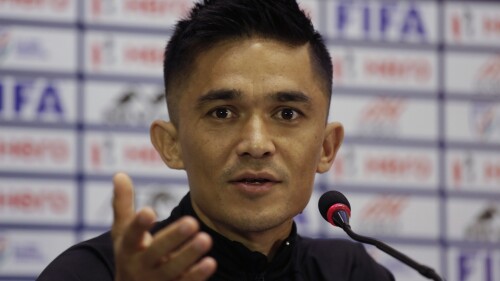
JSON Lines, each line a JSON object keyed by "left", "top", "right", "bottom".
{"left": 192, "top": 205, "right": 293, "bottom": 260}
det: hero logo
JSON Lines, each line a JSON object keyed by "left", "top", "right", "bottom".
{"left": 334, "top": 2, "right": 428, "bottom": 41}
{"left": 0, "top": 189, "right": 69, "bottom": 214}
{"left": 0, "top": 138, "right": 69, "bottom": 163}
{"left": 464, "top": 203, "right": 500, "bottom": 243}
{"left": 364, "top": 57, "right": 431, "bottom": 82}
{"left": 0, "top": 78, "right": 65, "bottom": 121}
{"left": 358, "top": 195, "right": 408, "bottom": 235}
{"left": 365, "top": 154, "right": 432, "bottom": 180}
{"left": 123, "top": 144, "right": 163, "bottom": 165}
{"left": 91, "top": 0, "right": 191, "bottom": 17}
{"left": 123, "top": 44, "right": 163, "bottom": 65}
{"left": 475, "top": 55, "right": 500, "bottom": 96}
{"left": 457, "top": 250, "right": 497, "bottom": 281}
{"left": 0, "top": 0, "right": 69, "bottom": 10}
{"left": 356, "top": 97, "right": 406, "bottom": 137}
{"left": 102, "top": 87, "right": 165, "bottom": 126}
{"left": 469, "top": 102, "right": 499, "bottom": 140}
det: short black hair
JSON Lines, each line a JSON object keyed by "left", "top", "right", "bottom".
{"left": 163, "top": 0, "right": 332, "bottom": 125}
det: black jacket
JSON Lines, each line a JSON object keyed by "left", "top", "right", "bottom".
{"left": 38, "top": 193, "right": 394, "bottom": 281}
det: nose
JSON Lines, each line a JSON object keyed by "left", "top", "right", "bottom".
{"left": 235, "top": 116, "right": 276, "bottom": 158}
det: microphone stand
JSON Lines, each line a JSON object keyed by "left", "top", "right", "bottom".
{"left": 340, "top": 222, "right": 444, "bottom": 281}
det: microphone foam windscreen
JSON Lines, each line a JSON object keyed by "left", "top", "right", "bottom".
{"left": 318, "top": 190, "right": 351, "bottom": 221}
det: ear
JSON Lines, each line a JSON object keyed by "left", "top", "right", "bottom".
{"left": 150, "top": 120, "right": 184, "bottom": 170}
{"left": 316, "top": 122, "right": 344, "bottom": 173}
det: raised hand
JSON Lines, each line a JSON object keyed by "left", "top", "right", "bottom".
{"left": 111, "top": 173, "right": 217, "bottom": 281}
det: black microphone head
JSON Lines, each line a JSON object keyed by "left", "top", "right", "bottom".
{"left": 318, "top": 190, "right": 351, "bottom": 222}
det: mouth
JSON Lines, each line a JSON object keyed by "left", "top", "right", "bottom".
{"left": 234, "top": 178, "right": 274, "bottom": 185}
{"left": 229, "top": 172, "right": 281, "bottom": 195}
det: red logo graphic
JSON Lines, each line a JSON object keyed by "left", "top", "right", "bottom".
{"left": 475, "top": 55, "right": 500, "bottom": 95}
{"left": 360, "top": 97, "right": 406, "bottom": 123}
{"left": 359, "top": 195, "right": 408, "bottom": 220}
{"left": 0, "top": 138, "right": 69, "bottom": 163}
{"left": 365, "top": 154, "right": 432, "bottom": 180}
{"left": 0, "top": 189, "right": 69, "bottom": 214}
{"left": 484, "top": 161, "right": 500, "bottom": 184}
{"left": 124, "top": 45, "right": 163, "bottom": 65}
{"left": 123, "top": 144, "right": 163, "bottom": 165}
{"left": 364, "top": 57, "right": 431, "bottom": 82}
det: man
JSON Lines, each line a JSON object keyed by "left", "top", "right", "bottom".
{"left": 38, "top": 0, "right": 394, "bottom": 280}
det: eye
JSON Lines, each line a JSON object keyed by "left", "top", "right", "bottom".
{"left": 209, "top": 107, "right": 235, "bottom": 119}
{"left": 275, "top": 108, "right": 300, "bottom": 121}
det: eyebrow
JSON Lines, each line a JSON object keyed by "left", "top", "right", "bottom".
{"left": 271, "top": 91, "right": 311, "bottom": 104}
{"left": 196, "top": 89, "right": 311, "bottom": 107}
{"left": 196, "top": 89, "right": 242, "bottom": 107}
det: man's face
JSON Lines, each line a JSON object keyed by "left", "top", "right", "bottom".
{"left": 153, "top": 37, "right": 342, "bottom": 237}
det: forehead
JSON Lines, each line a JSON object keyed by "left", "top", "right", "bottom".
{"left": 181, "top": 36, "right": 325, "bottom": 101}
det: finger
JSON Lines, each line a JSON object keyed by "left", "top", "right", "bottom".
{"left": 181, "top": 257, "right": 217, "bottom": 281}
{"left": 143, "top": 216, "right": 199, "bottom": 267}
{"left": 158, "top": 232, "right": 213, "bottom": 280}
{"left": 111, "top": 172, "right": 135, "bottom": 239}
{"left": 120, "top": 207, "right": 157, "bottom": 254}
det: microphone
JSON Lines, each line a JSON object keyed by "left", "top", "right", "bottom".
{"left": 318, "top": 191, "right": 444, "bottom": 281}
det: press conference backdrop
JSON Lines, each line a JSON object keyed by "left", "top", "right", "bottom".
{"left": 0, "top": 0, "right": 499, "bottom": 280}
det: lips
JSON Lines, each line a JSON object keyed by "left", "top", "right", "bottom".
{"left": 229, "top": 172, "right": 280, "bottom": 185}
{"left": 229, "top": 172, "right": 281, "bottom": 195}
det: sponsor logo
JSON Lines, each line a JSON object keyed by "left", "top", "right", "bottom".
{"left": 330, "top": 147, "right": 358, "bottom": 180}
{"left": 463, "top": 203, "right": 500, "bottom": 243}
{"left": 0, "top": 31, "right": 48, "bottom": 61}
{"left": 357, "top": 195, "right": 408, "bottom": 235}
{"left": 91, "top": 35, "right": 117, "bottom": 70}
{"left": 90, "top": 35, "right": 163, "bottom": 70}
{"left": 451, "top": 151, "right": 500, "bottom": 188}
{"left": 474, "top": 55, "right": 500, "bottom": 96}
{"left": 451, "top": 151, "right": 476, "bottom": 187}
{"left": 0, "top": 27, "right": 11, "bottom": 62}
{"left": 0, "top": 189, "right": 69, "bottom": 214}
{"left": 457, "top": 249, "right": 497, "bottom": 281}
{"left": 450, "top": 5, "right": 500, "bottom": 44}
{"left": 91, "top": 0, "right": 191, "bottom": 18}
{"left": 469, "top": 102, "right": 498, "bottom": 140}
{"left": 484, "top": 16, "right": 500, "bottom": 37}
{"left": 364, "top": 57, "right": 431, "bottom": 82}
{"left": 0, "top": 235, "right": 46, "bottom": 265}
{"left": 101, "top": 86, "right": 165, "bottom": 125}
{"left": 0, "top": 78, "right": 66, "bottom": 121}
{"left": 450, "top": 5, "right": 475, "bottom": 42}
{"left": 90, "top": 135, "right": 116, "bottom": 169}
{"left": 332, "top": 49, "right": 357, "bottom": 85}
{"left": 356, "top": 97, "right": 406, "bottom": 137}
{"left": 0, "top": 137, "right": 69, "bottom": 163}
{"left": 0, "top": 0, "right": 70, "bottom": 11}
{"left": 364, "top": 154, "right": 432, "bottom": 180}
{"left": 333, "top": 2, "right": 428, "bottom": 41}
{"left": 90, "top": 136, "right": 163, "bottom": 170}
